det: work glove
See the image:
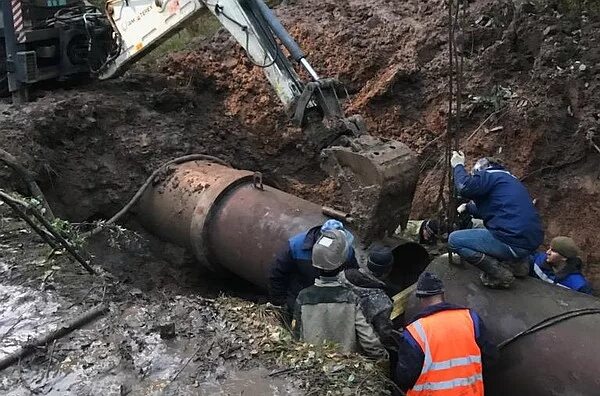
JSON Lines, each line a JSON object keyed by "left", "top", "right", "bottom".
{"left": 457, "top": 203, "right": 468, "bottom": 214}
{"left": 451, "top": 150, "right": 465, "bottom": 168}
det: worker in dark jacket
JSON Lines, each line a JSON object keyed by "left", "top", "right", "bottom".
{"left": 269, "top": 219, "right": 358, "bottom": 311}
{"left": 448, "top": 153, "right": 544, "bottom": 288}
{"left": 293, "top": 229, "right": 388, "bottom": 359}
{"left": 339, "top": 245, "right": 396, "bottom": 351}
{"left": 395, "top": 272, "right": 497, "bottom": 395}
{"left": 529, "top": 236, "right": 592, "bottom": 294}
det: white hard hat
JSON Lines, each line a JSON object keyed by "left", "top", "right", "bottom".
{"left": 312, "top": 229, "right": 350, "bottom": 271}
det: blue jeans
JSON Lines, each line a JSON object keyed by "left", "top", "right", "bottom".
{"left": 448, "top": 229, "right": 530, "bottom": 263}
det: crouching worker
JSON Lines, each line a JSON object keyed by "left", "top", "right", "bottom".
{"left": 292, "top": 229, "right": 388, "bottom": 359}
{"left": 448, "top": 152, "right": 543, "bottom": 288}
{"left": 530, "top": 236, "right": 592, "bottom": 294}
{"left": 339, "top": 245, "right": 396, "bottom": 351}
{"left": 395, "top": 272, "right": 497, "bottom": 395}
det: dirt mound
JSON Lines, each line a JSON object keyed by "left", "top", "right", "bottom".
{"left": 160, "top": 0, "right": 600, "bottom": 287}
{"left": 0, "top": 3, "right": 599, "bottom": 275}
{"left": 1, "top": 0, "right": 600, "bottom": 392}
{"left": 0, "top": 72, "right": 332, "bottom": 220}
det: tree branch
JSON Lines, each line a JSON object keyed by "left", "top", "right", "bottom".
{"left": 0, "top": 148, "right": 54, "bottom": 220}
{"left": 0, "top": 190, "right": 96, "bottom": 275}
{"left": 0, "top": 304, "right": 108, "bottom": 371}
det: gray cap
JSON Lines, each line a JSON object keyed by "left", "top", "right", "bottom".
{"left": 312, "top": 229, "right": 350, "bottom": 271}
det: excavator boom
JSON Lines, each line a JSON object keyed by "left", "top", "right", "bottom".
{"left": 98, "top": 0, "right": 419, "bottom": 241}
{"left": 0, "top": 0, "right": 419, "bottom": 240}
{"left": 101, "top": 0, "right": 350, "bottom": 135}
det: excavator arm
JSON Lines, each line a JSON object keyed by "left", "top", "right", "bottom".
{"left": 99, "top": 0, "right": 361, "bottom": 145}
{"left": 96, "top": 0, "right": 419, "bottom": 242}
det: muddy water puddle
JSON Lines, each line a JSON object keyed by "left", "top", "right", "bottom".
{"left": 198, "top": 367, "right": 301, "bottom": 395}
{"left": 0, "top": 277, "right": 301, "bottom": 395}
{"left": 0, "top": 212, "right": 301, "bottom": 395}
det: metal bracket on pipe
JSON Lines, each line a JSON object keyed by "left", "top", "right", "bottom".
{"left": 322, "top": 206, "right": 352, "bottom": 224}
{"left": 252, "top": 172, "right": 264, "bottom": 190}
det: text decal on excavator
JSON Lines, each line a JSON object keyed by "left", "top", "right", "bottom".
{"left": 122, "top": 5, "right": 153, "bottom": 33}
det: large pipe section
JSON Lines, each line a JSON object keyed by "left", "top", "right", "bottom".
{"left": 406, "top": 256, "right": 600, "bottom": 396}
{"left": 137, "top": 161, "right": 328, "bottom": 288}
{"left": 137, "top": 160, "right": 429, "bottom": 289}
{"left": 137, "top": 160, "right": 600, "bottom": 394}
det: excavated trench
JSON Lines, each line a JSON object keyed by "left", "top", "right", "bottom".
{"left": 2, "top": 0, "right": 600, "bottom": 393}
{"left": 0, "top": 70, "right": 339, "bottom": 394}
{"left": 2, "top": 0, "right": 600, "bottom": 286}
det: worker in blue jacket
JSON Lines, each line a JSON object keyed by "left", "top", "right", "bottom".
{"left": 529, "top": 236, "right": 592, "bottom": 294}
{"left": 448, "top": 153, "right": 544, "bottom": 288}
{"left": 268, "top": 219, "right": 358, "bottom": 312}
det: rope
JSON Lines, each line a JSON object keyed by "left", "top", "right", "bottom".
{"left": 444, "top": 0, "right": 455, "bottom": 257}
{"left": 497, "top": 308, "right": 600, "bottom": 349}
{"left": 436, "top": 0, "right": 464, "bottom": 259}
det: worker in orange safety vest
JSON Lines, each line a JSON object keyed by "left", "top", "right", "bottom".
{"left": 394, "top": 272, "right": 497, "bottom": 395}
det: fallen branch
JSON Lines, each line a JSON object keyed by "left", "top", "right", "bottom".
{"left": 0, "top": 191, "right": 61, "bottom": 250}
{"left": 466, "top": 109, "right": 506, "bottom": 142}
{"left": 0, "top": 190, "right": 96, "bottom": 274}
{"left": 84, "top": 153, "right": 230, "bottom": 238}
{"left": 589, "top": 137, "right": 600, "bottom": 154}
{"left": 520, "top": 154, "right": 586, "bottom": 182}
{"left": 44, "top": 340, "right": 57, "bottom": 380}
{"left": 0, "top": 148, "right": 54, "bottom": 220}
{"left": 0, "top": 304, "right": 108, "bottom": 371}
{"left": 419, "top": 131, "right": 447, "bottom": 154}
{"left": 167, "top": 342, "right": 210, "bottom": 386}
{"left": 0, "top": 315, "right": 24, "bottom": 342}
{"left": 268, "top": 364, "right": 314, "bottom": 378}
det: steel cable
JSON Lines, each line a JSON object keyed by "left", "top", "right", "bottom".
{"left": 498, "top": 308, "right": 600, "bottom": 349}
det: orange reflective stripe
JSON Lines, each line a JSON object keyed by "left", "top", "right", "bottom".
{"left": 406, "top": 309, "right": 484, "bottom": 396}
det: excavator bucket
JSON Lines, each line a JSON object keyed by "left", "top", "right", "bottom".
{"left": 320, "top": 134, "right": 419, "bottom": 244}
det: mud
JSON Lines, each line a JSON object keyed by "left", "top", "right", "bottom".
{"left": 4, "top": 0, "right": 596, "bottom": 284}
{"left": 1, "top": 0, "right": 600, "bottom": 393}
{"left": 0, "top": 204, "right": 388, "bottom": 395}
{"left": 0, "top": 204, "right": 298, "bottom": 395}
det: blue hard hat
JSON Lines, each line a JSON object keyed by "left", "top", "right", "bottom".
{"left": 321, "top": 219, "right": 344, "bottom": 232}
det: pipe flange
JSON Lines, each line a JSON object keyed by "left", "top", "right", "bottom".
{"left": 189, "top": 168, "right": 254, "bottom": 274}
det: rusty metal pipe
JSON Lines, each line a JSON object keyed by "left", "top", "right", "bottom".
{"left": 137, "top": 161, "right": 327, "bottom": 288}
{"left": 406, "top": 256, "right": 600, "bottom": 396}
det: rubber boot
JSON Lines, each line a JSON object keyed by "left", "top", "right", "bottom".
{"left": 473, "top": 255, "right": 515, "bottom": 289}
{"left": 506, "top": 258, "right": 530, "bottom": 278}
{"left": 440, "top": 253, "right": 464, "bottom": 266}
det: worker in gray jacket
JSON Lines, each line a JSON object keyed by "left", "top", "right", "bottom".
{"left": 339, "top": 245, "right": 396, "bottom": 351}
{"left": 292, "top": 229, "right": 388, "bottom": 359}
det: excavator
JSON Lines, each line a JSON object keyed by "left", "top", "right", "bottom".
{"left": 1, "top": 0, "right": 419, "bottom": 242}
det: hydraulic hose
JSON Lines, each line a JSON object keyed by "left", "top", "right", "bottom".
{"left": 252, "top": 0, "right": 305, "bottom": 62}
{"left": 497, "top": 308, "right": 600, "bottom": 349}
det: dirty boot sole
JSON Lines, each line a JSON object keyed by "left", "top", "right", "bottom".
{"left": 480, "top": 273, "right": 513, "bottom": 289}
